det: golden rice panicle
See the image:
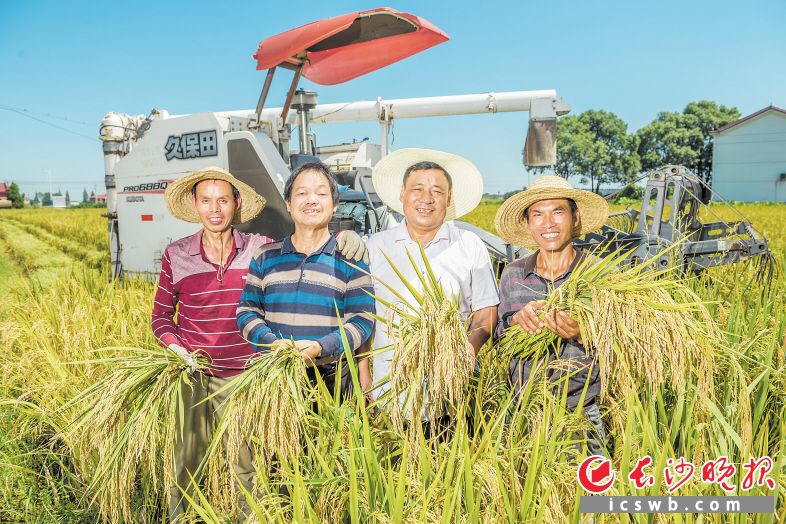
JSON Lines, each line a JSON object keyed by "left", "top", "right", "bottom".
{"left": 217, "top": 341, "right": 312, "bottom": 477}
{"left": 386, "top": 246, "right": 475, "bottom": 437}
{"left": 496, "top": 243, "right": 723, "bottom": 420}
{"left": 542, "top": 247, "right": 721, "bottom": 401}
{"left": 377, "top": 247, "right": 475, "bottom": 437}
{"left": 204, "top": 437, "right": 236, "bottom": 515}
{"left": 63, "top": 346, "right": 206, "bottom": 522}
{"left": 388, "top": 305, "right": 427, "bottom": 433}
{"left": 429, "top": 300, "right": 475, "bottom": 408}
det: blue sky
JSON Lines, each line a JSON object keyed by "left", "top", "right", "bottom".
{"left": 1, "top": 0, "right": 784, "bottom": 197}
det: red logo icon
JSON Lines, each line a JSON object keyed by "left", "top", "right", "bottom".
{"left": 577, "top": 455, "right": 616, "bottom": 494}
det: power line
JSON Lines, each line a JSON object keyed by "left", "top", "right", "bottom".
{"left": 0, "top": 104, "right": 90, "bottom": 125}
{"left": 0, "top": 106, "right": 98, "bottom": 142}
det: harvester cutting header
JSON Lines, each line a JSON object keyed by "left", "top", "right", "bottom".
{"left": 99, "top": 6, "right": 771, "bottom": 280}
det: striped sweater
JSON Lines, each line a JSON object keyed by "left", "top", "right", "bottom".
{"left": 151, "top": 228, "right": 272, "bottom": 377}
{"left": 236, "top": 234, "right": 375, "bottom": 362}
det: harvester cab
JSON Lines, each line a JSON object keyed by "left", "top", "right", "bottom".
{"left": 99, "top": 7, "right": 569, "bottom": 279}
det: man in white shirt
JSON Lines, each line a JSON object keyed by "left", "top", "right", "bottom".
{"left": 361, "top": 148, "right": 499, "bottom": 412}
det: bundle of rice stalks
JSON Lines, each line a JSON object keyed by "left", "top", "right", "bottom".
{"left": 211, "top": 342, "right": 314, "bottom": 483}
{"left": 498, "top": 246, "right": 722, "bottom": 401}
{"left": 62, "top": 346, "right": 206, "bottom": 523}
{"left": 376, "top": 246, "right": 475, "bottom": 435}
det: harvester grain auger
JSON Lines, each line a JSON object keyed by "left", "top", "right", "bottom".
{"left": 572, "top": 165, "right": 775, "bottom": 277}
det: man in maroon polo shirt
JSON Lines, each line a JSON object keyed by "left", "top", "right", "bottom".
{"left": 152, "top": 166, "right": 365, "bottom": 520}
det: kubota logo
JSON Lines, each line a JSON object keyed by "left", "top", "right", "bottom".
{"left": 577, "top": 455, "right": 616, "bottom": 494}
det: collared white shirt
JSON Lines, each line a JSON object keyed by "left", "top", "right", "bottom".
{"left": 366, "top": 220, "right": 500, "bottom": 400}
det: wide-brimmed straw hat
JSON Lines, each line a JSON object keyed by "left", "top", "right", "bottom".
{"left": 164, "top": 166, "right": 265, "bottom": 224}
{"left": 372, "top": 148, "right": 483, "bottom": 220}
{"left": 494, "top": 175, "right": 608, "bottom": 248}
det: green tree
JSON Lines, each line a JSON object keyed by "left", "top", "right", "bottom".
{"left": 82, "top": 188, "right": 88, "bottom": 203}
{"left": 65, "top": 190, "right": 71, "bottom": 206}
{"left": 636, "top": 100, "right": 739, "bottom": 185}
{"left": 554, "top": 110, "right": 640, "bottom": 193}
{"left": 7, "top": 182, "right": 24, "bottom": 208}
{"left": 502, "top": 189, "right": 521, "bottom": 201}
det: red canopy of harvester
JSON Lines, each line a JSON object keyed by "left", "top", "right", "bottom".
{"left": 253, "top": 7, "right": 449, "bottom": 85}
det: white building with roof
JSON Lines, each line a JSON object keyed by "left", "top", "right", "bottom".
{"left": 711, "top": 105, "right": 786, "bottom": 202}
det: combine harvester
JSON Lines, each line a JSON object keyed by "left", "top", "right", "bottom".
{"left": 99, "top": 7, "right": 771, "bottom": 279}
{"left": 578, "top": 164, "right": 773, "bottom": 275}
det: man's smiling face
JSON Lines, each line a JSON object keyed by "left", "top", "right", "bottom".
{"left": 192, "top": 179, "right": 239, "bottom": 234}
{"left": 286, "top": 169, "right": 336, "bottom": 229}
{"left": 399, "top": 168, "right": 452, "bottom": 233}
{"left": 525, "top": 198, "right": 580, "bottom": 252}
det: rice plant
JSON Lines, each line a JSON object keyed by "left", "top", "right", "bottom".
{"left": 0, "top": 207, "right": 784, "bottom": 522}
{"left": 373, "top": 246, "right": 475, "bottom": 440}
{"left": 62, "top": 347, "right": 207, "bottom": 522}
{"left": 200, "top": 340, "right": 315, "bottom": 513}
{"left": 497, "top": 245, "right": 721, "bottom": 401}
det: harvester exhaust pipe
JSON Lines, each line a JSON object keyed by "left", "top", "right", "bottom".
{"left": 291, "top": 89, "right": 319, "bottom": 155}
{"left": 99, "top": 113, "right": 128, "bottom": 216}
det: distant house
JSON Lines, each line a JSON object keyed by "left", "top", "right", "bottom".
{"left": 711, "top": 105, "right": 786, "bottom": 202}
{"left": 52, "top": 195, "right": 67, "bottom": 208}
{"left": 0, "top": 182, "right": 11, "bottom": 209}
{"left": 90, "top": 193, "right": 107, "bottom": 204}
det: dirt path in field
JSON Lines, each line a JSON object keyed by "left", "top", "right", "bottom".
{"left": 0, "top": 215, "right": 84, "bottom": 288}
{"left": 0, "top": 241, "right": 18, "bottom": 295}
{"left": 0, "top": 215, "right": 108, "bottom": 268}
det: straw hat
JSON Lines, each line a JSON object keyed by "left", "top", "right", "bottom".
{"left": 372, "top": 148, "right": 483, "bottom": 220}
{"left": 494, "top": 175, "right": 608, "bottom": 248}
{"left": 164, "top": 166, "right": 265, "bottom": 224}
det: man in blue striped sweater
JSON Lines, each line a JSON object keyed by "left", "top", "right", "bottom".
{"left": 237, "top": 162, "right": 375, "bottom": 397}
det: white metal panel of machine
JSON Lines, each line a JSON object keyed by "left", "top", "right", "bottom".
{"left": 114, "top": 112, "right": 228, "bottom": 276}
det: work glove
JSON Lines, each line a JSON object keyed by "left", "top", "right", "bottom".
{"left": 167, "top": 343, "right": 199, "bottom": 372}
{"left": 336, "top": 230, "right": 367, "bottom": 262}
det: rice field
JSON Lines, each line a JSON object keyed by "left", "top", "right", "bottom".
{"left": 0, "top": 204, "right": 784, "bottom": 523}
